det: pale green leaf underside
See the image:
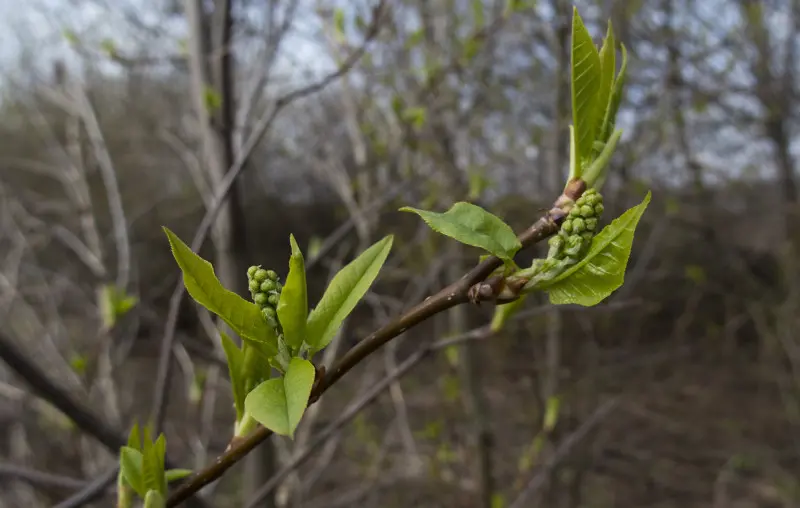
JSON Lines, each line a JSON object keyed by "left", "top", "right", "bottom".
{"left": 306, "top": 235, "right": 393, "bottom": 352}
{"left": 244, "top": 358, "right": 315, "bottom": 438}
{"left": 541, "top": 191, "right": 651, "bottom": 306}
{"left": 278, "top": 234, "right": 308, "bottom": 351}
{"left": 400, "top": 202, "right": 521, "bottom": 262}
{"left": 163, "top": 227, "right": 277, "bottom": 357}
{"left": 571, "top": 7, "right": 602, "bottom": 170}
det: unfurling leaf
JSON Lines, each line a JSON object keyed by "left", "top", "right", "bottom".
{"left": 165, "top": 469, "right": 193, "bottom": 482}
{"left": 278, "top": 235, "right": 308, "bottom": 351}
{"left": 490, "top": 295, "right": 527, "bottom": 332}
{"left": 595, "top": 22, "right": 616, "bottom": 147}
{"left": 306, "top": 236, "right": 393, "bottom": 352}
{"left": 244, "top": 358, "right": 315, "bottom": 438}
{"left": 119, "top": 447, "right": 145, "bottom": 498}
{"left": 163, "top": 227, "right": 278, "bottom": 357}
{"left": 571, "top": 7, "right": 602, "bottom": 172}
{"left": 219, "top": 332, "right": 246, "bottom": 422}
{"left": 400, "top": 202, "right": 521, "bottom": 263}
{"left": 540, "top": 191, "right": 651, "bottom": 306}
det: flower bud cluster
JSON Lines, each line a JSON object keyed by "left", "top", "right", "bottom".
{"left": 247, "top": 266, "right": 282, "bottom": 329}
{"left": 528, "top": 189, "right": 605, "bottom": 285}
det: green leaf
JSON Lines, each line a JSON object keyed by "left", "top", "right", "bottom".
{"left": 601, "top": 44, "right": 628, "bottom": 143}
{"left": 333, "top": 8, "right": 345, "bottom": 38}
{"left": 306, "top": 236, "right": 394, "bottom": 352}
{"left": 278, "top": 235, "right": 308, "bottom": 351}
{"left": 119, "top": 447, "right": 145, "bottom": 497}
{"left": 571, "top": 7, "right": 602, "bottom": 172}
{"left": 543, "top": 396, "right": 560, "bottom": 431}
{"left": 242, "top": 341, "right": 273, "bottom": 392}
{"left": 540, "top": 191, "right": 651, "bottom": 306}
{"left": 163, "top": 227, "right": 277, "bottom": 357}
{"left": 490, "top": 295, "right": 527, "bottom": 333}
{"left": 165, "top": 469, "right": 193, "bottom": 483}
{"left": 595, "top": 22, "right": 616, "bottom": 146}
{"left": 144, "top": 490, "right": 165, "bottom": 508}
{"left": 219, "top": 332, "right": 246, "bottom": 422}
{"left": 401, "top": 107, "right": 427, "bottom": 128}
{"left": 126, "top": 422, "right": 141, "bottom": 450}
{"left": 400, "top": 202, "right": 521, "bottom": 262}
{"left": 472, "top": 0, "right": 485, "bottom": 27}
{"left": 244, "top": 358, "right": 315, "bottom": 438}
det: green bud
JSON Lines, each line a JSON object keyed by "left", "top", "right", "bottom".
{"left": 547, "top": 235, "right": 565, "bottom": 259}
{"left": 266, "top": 270, "right": 278, "bottom": 281}
{"left": 248, "top": 279, "right": 260, "bottom": 292}
{"left": 254, "top": 293, "right": 269, "bottom": 306}
{"left": 594, "top": 203, "right": 604, "bottom": 216}
{"left": 584, "top": 218, "right": 598, "bottom": 231}
{"left": 580, "top": 205, "right": 594, "bottom": 217}
{"left": 275, "top": 282, "right": 283, "bottom": 292}
{"left": 247, "top": 266, "right": 259, "bottom": 278}
{"left": 268, "top": 294, "right": 279, "bottom": 306}
{"left": 572, "top": 217, "right": 586, "bottom": 233}
{"left": 262, "top": 307, "right": 276, "bottom": 319}
{"left": 581, "top": 231, "right": 593, "bottom": 243}
{"left": 561, "top": 219, "right": 573, "bottom": 234}
{"left": 569, "top": 206, "right": 581, "bottom": 217}
{"left": 254, "top": 269, "right": 269, "bottom": 283}
{"left": 260, "top": 280, "right": 276, "bottom": 293}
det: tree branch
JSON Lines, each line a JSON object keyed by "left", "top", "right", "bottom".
{"left": 166, "top": 211, "right": 562, "bottom": 506}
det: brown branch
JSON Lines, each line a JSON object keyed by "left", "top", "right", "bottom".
{"left": 166, "top": 211, "right": 562, "bottom": 507}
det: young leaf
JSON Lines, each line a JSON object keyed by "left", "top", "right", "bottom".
{"left": 540, "top": 192, "right": 651, "bottom": 306}
{"left": 165, "top": 469, "right": 194, "bottom": 483}
{"left": 142, "top": 429, "right": 159, "bottom": 495}
{"left": 153, "top": 434, "right": 167, "bottom": 496}
{"left": 601, "top": 43, "right": 628, "bottom": 143}
{"left": 571, "top": 7, "right": 602, "bottom": 171}
{"left": 490, "top": 295, "right": 527, "bottom": 333}
{"left": 244, "top": 358, "right": 316, "bottom": 438}
{"left": 306, "top": 236, "right": 394, "bottom": 352}
{"left": 119, "top": 447, "right": 145, "bottom": 498}
{"left": 163, "top": 227, "right": 277, "bottom": 357}
{"left": 144, "top": 490, "right": 165, "bottom": 508}
{"left": 278, "top": 235, "right": 308, "bottom": 351}
{"left": 595, "top": 22, "right": 616, "bottom": 145}
{"left": 127, "top": 422, "right": 141, "bottom": 450}
{"left": 219, "top": 332, "right": 246, "bottom": 422}
{"left": 400, "top": 202, "right": 521, "bottom": 262}
{"left": 242, "top": 341, "right": 273, "bottom": 393}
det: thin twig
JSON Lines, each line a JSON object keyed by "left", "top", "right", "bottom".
{"left": 0, "top": 463, "right": 87, "bottom": 490}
